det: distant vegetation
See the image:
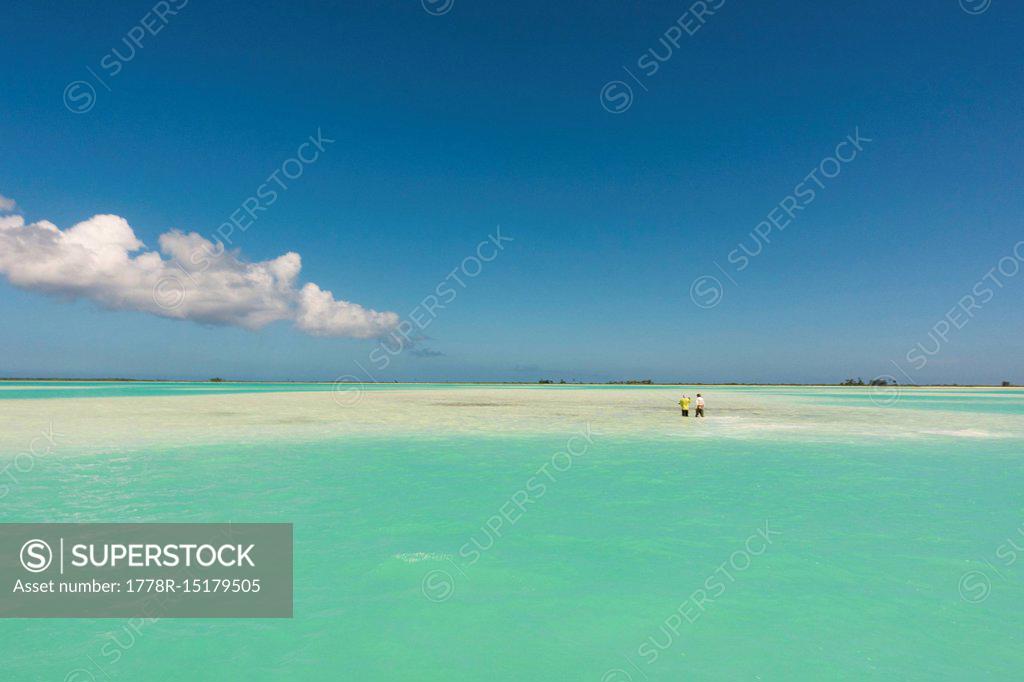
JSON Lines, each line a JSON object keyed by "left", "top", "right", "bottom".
{"left": 840, "top": 377, "right": 895, "bottom": 386}
{"left": 539, "top": 378, "right": 653, "bottom": 384}
{"left": 209, "top": 377, "right": 225, "bottom": 382}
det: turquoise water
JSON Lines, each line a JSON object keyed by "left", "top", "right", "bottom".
{"left": 1, "top": 379, "right": 1022, "bottom": 421}
{"left": 0, "top": 381, "right": 685, "bottom": 400}
{"left": 0, "top": 380, "right": 454, "bottom": 400}
{"left": 1, "top": 385, "right": 1022, "bottom": 680}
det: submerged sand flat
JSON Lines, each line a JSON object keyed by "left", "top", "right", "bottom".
{"left": 1, "top": 386, "right": 1022, "bottom": 456}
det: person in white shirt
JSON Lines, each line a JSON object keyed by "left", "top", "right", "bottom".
{"left": 695, "top": 393, "right": 705, "bottom": 418}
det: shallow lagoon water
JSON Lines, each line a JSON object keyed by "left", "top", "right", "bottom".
{"left": 1, "top": 384, "right": 1022, "bottom": 680}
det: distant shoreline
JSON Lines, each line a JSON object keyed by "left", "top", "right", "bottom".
{"left": 0, "top": 378, "right": 1016, "bottom": 388}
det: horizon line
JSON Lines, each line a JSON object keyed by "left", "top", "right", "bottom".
{"left": 0, "top": 377, "right": 1017, "bottom": 388}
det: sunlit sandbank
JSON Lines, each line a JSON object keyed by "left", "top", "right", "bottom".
{"left": 2, "top": 384, "right": 1022, "bottom": 456}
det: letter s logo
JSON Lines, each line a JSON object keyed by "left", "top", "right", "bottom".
{"left": 20, "top": 539, "right": 53, "bottom": 573}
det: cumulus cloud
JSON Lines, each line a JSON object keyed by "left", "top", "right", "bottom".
{"left": 294, "top": 282, "right": 401, "bottom": 338}
{"left": 0, "top": 201, "right": 399, "bottom": 339}
{"left": 0, "top": 194, "right": 15, "bottom": 211}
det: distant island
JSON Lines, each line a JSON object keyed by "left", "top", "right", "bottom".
{"left": 840, "top": 378, "right": 894, "bottom": 386}
{"left": 539, "top": 379, "right": 652, "bottom": 384}
{"left": 0, "top": 377, "right": 1014, "bottom": 387}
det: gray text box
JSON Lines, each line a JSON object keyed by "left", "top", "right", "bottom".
{"left": 0, "top": 523, "right": 292, "bottom": 617}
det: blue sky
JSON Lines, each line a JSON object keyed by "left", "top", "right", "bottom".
{"left": 1, "top": 0, "right": 1021, "bottom": 383}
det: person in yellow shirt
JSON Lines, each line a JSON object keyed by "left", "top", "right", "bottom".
{"left": 679, "top": 395, "right": 691, "bottom": 417}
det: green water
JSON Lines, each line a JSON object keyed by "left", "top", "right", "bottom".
{"left": 1, "top": 385, "right": 1022, "bottom": 680}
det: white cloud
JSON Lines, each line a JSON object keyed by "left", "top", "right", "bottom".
{"left": 295, "top": 282, "right": 402, "bottom": 338}
{"left": 0, "top": 194, "right": 15, "bottom": 211}
{"left": 0, "top": 202, "right": 399, "bottom": 339}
